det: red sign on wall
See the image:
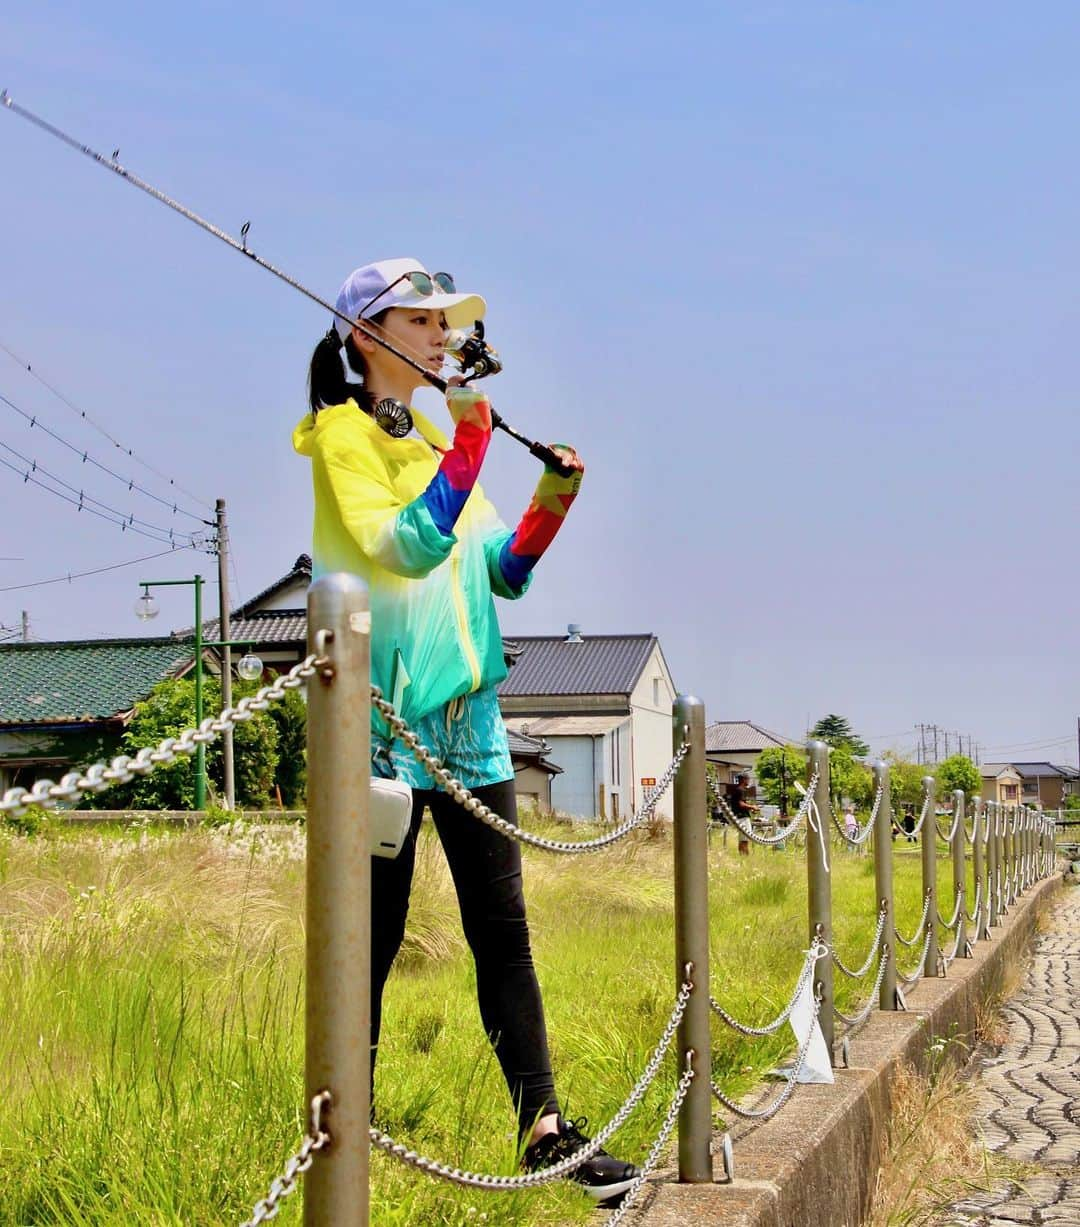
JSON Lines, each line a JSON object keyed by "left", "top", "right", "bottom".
{"left": 640, "top": 777, "right": 657, "bottom": 787}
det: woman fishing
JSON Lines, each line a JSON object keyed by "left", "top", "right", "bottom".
{"left": 293, "top": 258, "right": 639, "bottom": 1205}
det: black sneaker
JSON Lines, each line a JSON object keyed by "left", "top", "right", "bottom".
{"left": 523, "top": 1116, "right": 639, "bottom": 1205}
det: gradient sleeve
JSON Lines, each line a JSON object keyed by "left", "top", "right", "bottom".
{"left": 497, "top": 456, "right": 583, "bottom": 590}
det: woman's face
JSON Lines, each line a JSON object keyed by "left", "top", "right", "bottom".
{"left": 354, "top": 307, "right": 448, "bottom": 387}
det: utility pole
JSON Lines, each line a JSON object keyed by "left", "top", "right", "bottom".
{"left": 21, "top": 610, "right": 29, "bottom": 642}
{"left": 217, "top": 499, "right": 235, "bottom": 810}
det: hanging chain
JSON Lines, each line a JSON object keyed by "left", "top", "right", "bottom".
{"left": 829, "top": 781, "right": 884, "bottom": 847}
{"left": 711, "top": 984, "right": 824, "bottom": 1121}
{"left": 239, "top": 1091, "right": 332, "bottom": 1227}
{"left": 370, "top": 686, "right": 688, "bottom": 854}
{"left": 834, "top": 947, "right": 890, "bottom": 1029}
{"left": 370, "top": 976, "right": 693, "bottom": 1189}
{"left": 707, "top": 771, "right": 820, "bottom": 847}
{"left": 711, "top": 939, "right": 828, "bottom": 1036}
{"left": 893, "top": 890, "right": 932, "bottom": 948}
{"left": 832, "top": 902, "right": 888, "bottom": 980}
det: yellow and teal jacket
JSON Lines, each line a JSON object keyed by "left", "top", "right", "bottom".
{"left": 292, "top": 398, "right": 529, "bottom": 728}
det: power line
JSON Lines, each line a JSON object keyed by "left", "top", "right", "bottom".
{"left": 0, "top": 436, "right": 206, "bottom": 544}
{"left": 0, "top": 452, "right": 210, "bottom": 548}
{"left": 0, "top": 338, "right": 212, "bottom": 511}
{"left": 0, "top": 390, "right": 212, "bottom": 525}
{"left": 0, "top": 545, "right": 189, "bottom": 593}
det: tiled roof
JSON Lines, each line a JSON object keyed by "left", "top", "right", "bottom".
{"left": 0, "top": 638, "right": 194, "bottom": 726}
{"left": 496, "top": 634, "right": 658, "bottom": 698}
{"left": 195, "top": 610, "right": 308, "bottom": 646}
{"left": 705, "top": 721, "right": 791, "bottom": 753}
{"left": 981, "top": 761, "right": 1078, "bottom": 781}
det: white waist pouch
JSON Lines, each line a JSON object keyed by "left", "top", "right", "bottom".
{"left": 371, "top": 777, "right": 413, "bottom": 859}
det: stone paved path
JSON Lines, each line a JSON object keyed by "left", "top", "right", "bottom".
{"left": 943, "top": 883, "right": 1080, "bottom": 1226}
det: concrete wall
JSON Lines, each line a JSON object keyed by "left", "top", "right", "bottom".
{"left": 513, "top": 764, "right": 552, "bottom": 813}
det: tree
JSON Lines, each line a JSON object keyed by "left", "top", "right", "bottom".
{"left": 267, "top": 685, "right": 307, "bottom": 807}
{"left": 829, "top": 743, "right": 873, "bottom": 809}
{"left": 755, "top": 745, "right": 809, "bottom": 811}
{"left": 809, "top": 714, "right": 870, "bottom": 757}
{"left": 883, "top": 752, "right": 927, "bottom": 809}
{"left": 104, "top": 675, "right": 279, "bottom": 810}
{"left": 935, "top": 754, "right": 982, "bottom": 801}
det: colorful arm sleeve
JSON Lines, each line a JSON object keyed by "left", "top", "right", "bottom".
{"left": 419, "top": 388, "right": 492, "bottom": 535}
{"left": 498, "top": 454, "right": 583, "bottom": 590}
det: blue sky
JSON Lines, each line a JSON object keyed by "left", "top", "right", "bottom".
{"left": 2, "top": 3, "right": 1078, "bottom": 765}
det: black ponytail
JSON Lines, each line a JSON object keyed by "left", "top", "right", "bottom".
{"left": 307, "top": 311, "right": 389, "bottom": 415}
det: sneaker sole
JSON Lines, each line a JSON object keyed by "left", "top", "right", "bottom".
{"left": 580, "top": 1175, "right": 638, "bottom": 1202}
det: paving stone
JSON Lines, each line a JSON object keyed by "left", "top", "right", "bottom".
{"left": 940, "top": 888, "right": 1080, "bottom": 1224}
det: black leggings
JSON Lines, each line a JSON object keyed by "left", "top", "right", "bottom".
{"left": 371, "top": 778, "right": 559, "bottom": 1133}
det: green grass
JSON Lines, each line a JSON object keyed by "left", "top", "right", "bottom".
{"left": 0, "top": 817, "right": 962, "bottom": 1226}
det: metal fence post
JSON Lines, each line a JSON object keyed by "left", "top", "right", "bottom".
{"left": 807, "top": 741, "right": 833, "bottom": 1059}
{"left": 872, "top": 761, "right": 896, "bottom": 1009}
{"left": 971, "top": 797, "right": 986, "bottom": 941}
{"left": 305, "top": 573, "right": 371, "bottom": 1226}
{"left": 1004, "top": 806, "right": 1015, "bottom": 909}
{"left": 951, "top": 790, "right": 967, "bottom": 957}
{"left": 673, "top": 695, "right": 712, "bottom": 1182}
{"left": 921, "top": 776, "right": 939, "bottom": 976}
{"left": 988, "top": 802, "right": 1000, "bottom": 926}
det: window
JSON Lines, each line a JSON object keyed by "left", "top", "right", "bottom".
{"left": 653, "top": 678, "right": 660, "bottom": 707}
{"left": 1003, "top": 784, "right": 1018, "bottom": 800}
{"left": 611, "top": 727, "right": 620, "bottom": 786}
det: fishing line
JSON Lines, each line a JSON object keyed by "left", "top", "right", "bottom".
{"left": 1, "top": 91, "right": 573, "bottom": 476}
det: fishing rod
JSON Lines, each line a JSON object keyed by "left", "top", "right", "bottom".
{"left": 1, "top": 90, "right": 573, "bottom": 476}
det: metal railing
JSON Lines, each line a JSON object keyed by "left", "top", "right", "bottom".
{"left": 4, "top": 570, "right": 1061, "bottom": 1223}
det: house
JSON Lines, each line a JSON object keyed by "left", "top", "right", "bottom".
{"left": 497, "top": 625, "right": 677, "bottom": 820}
{"left": 980, "top": 763, "right": 1024, "bottom": 806}
{"left": 0, "top": 637, "right": 196, "bottom": 795}
{"left": 704, "top": 720, "right": 793, "bottom": 786}
{"left": 980, "top": 762, "right": 1079, "bottom": 809}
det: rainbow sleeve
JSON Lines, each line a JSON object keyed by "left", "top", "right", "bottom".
{"left": 420, "top": 389, "right": 492, "bottom": 535}
{"left": 499, "top": 459, "right": 583, "bottom": 589}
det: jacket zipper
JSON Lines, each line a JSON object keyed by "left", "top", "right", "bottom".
{"left": 451, "top": 552, "right": 482, "bottom": 690}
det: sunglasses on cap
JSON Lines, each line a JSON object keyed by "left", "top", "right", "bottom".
{"left": 360, "top": 270, "right": 456, "bottom": 318}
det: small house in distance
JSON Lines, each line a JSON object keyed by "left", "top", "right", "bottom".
{"left": 705, "top": 720, "right": 792, "bottom": 786}
{"left": 498, "top": 625, "right": 677, "bottom": 820}
{"left": 980, "top": 761, "right": 1079, "bottom": 809}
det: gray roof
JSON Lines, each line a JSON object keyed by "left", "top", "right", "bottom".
{"left": 705, "top": 721, "right": 791, "bottom": 753}
{"left": 195, "top": 610, "right": 308, "bottom": 647}
{"left": 496, "top": 634, "right": 658, "bottom": 698}
{"left": 982, "top": 761, "right": 1079, "bottom": 781}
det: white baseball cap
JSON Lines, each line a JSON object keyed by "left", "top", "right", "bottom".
{"left": 333, "top": 257, "right": 486, "bottom": 343}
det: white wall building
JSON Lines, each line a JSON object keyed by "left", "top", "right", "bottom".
{"left": 499, "top": 626, "right": 678, "bottom": 820}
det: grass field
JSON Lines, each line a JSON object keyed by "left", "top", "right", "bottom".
{"left": 0, "top": 815, "right": 967, "bottom": 1226}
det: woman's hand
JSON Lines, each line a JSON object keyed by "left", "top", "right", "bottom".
{"left": 445, "top": 385, "right": 493, "bottom": 432}
{"left": 545, "top": 444, "right": 584, "bottom": 475}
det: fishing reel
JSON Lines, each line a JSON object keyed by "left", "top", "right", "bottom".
{"left": 445, "top": 320, "right": 503, "bottom": 380}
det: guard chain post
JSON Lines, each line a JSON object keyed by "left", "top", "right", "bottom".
{"left": 951, "top": 790, "right": 967, "bottom": 959}
{"left": 0, "top": 655, "right": 322, "bottom": 816}
{"left": 920, "top": 775, "right": 939, "bottom": 979}
{"left": 305, "top": 574, "right": 371, "bottom": 1225}
{"left": 672, "top": 695, "right": 712, "bottom": 1183}
{"left": 987, "top": 802, "right": 1000, "bottom": 927}
{"left": 806, "top": 740, "right": 834, "bottom": 1060}
{"left": 970, "top": 798, "right": 986, "bottom": 942}
{"left": 872, "top": 760, "right": 897, "bottom": 1009}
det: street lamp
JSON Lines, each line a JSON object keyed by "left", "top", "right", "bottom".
{"left": 136, "top": 574, "right": 262, "bottom": 810}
